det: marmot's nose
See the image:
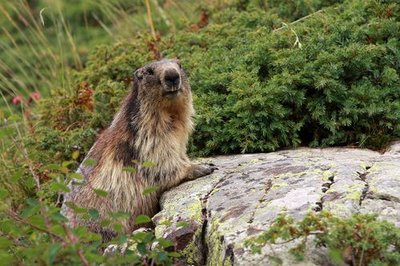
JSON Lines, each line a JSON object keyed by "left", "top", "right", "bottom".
{"left": 164, "top": 70, "right": 180, "bottom": 88}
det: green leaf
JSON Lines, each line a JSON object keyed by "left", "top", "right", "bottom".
{"left": 51, "top": 212, "right": 67, "bottom": 223}
{"left": 113, "top": 223, "right": 123, "bottom": 232}
{"left": 64, "top": 202, "right": 87, "bottom": 214}
{"left": 135, "top": 215, "right": 151, "bottom": 225}
{"left": 142, "top": 161, "right": 156, "bottom": 167}
{"left": 176, "top": 221, "right": 189, "bottom": 228}
{"left": 155, "top": 251, "right": 168, "bottom": 262}
{"left": 117, "top": 235, "right": 128, "bottom": 244}
{"left": 69, "top": 172, "right": 84, "bottom": 180}
{"left": 26, "top": 198, "right": 39, "bottom": 206}
{"left": 168, "top": 251, "right": 181, "bottom": 258}
{"left": 159, "top": 219, "right": 172, "bottom": 227}
{"left": 62, "top": 160, "right": 74, "bottom": 168}
{"left": 93, "top": 189, "right": 108, "bottom": 197}
{"left": 88, "top": 209, "right": 100, "bottom": 219}
{"left": 72, "top": 150, "right": 80, "bottom": 160}
{"left": 143, "top": 186, "right": 157, "bottom": 196}
{"left": 100, "top": 219, "right": 111, "bottom": 227}
{"left": 44, "top": 164, "right": 61, "bottom": 171}
{"left": 0, "top": 127, "right": 14, "bottom": 139}
{"left": 0, "top": 237, "right": 12, "bottom": 249}
{"left": 7, "top": 114, "right": 20, "bottom": 122}
{"left": 48, "top": 243, "right": 61, "bottom": 264}
{"left": 132, "top": 231, "right": 148, "bottom": 241}
{"left": 50, "top": 182, "right": 70, "bottom": 193}
{"left": 83, "top": 158, "right": 96, "bottom": 167}
{"left": 158, "top": 238, "right": 173, "bottom": 248}
{"left": 137, "top": 242, "right": 147, "bottom": 255}
{"left": 109, "top": 211, "right": 130, "bottom": 219}
{"left": 122, "top": 167, "right": 137, "bottom": 173}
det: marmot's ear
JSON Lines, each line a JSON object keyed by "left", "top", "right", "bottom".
{"left": 173, "top": 59, "right": 181, "bottom": 68}
{"left": 134, "top": 68, "right": 144, "bottom": 80}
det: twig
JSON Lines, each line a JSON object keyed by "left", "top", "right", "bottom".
{"left": 144, "top": 0, "right": 157, "bottom": 41}
{"left": 151, "top": 0, "right": 174, "bottom": 32}
{"left": 92, "top": 13, "right": 113, "bottom": 37}
{"left": 11, "top": 137, "right": 57, "bottom": 242}
{"left": 273, "top": 9, "right": 326, "bottom": 33}
{"left": 280, "top": 22, "right": 302, "bottom": 49}
{"left": 5, "top": 209, "right": 63, "bottom": 241}
{"left": 61, "top": 223, "right": 90, "bottom": 266}
{"left": 39, "top": 8, "right": 46, "bottom": 26}
{"left": 273, "top": 231, "right": 324, "bottom": 245}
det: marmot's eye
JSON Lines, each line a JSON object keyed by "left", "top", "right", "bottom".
{"left": 146, "top": 68, "right": 154, "bottom": 75}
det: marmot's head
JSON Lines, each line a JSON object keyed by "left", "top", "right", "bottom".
{"left": 134, "top": 59, "right": 191, "bottom": 101}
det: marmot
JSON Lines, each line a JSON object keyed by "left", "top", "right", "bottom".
{"left": 61, "top": 59, "right": 214, "bottom": 240}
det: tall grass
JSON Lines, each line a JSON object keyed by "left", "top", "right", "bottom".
{"left": 0, "top": 0, "right": 206, "bottom": 102}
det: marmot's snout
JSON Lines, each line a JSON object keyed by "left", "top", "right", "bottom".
{"left": 134, "top": 59, "right": 188, "bottom": 99}
{"left": 162, "top": 68, "right": 181, "bottom": 97}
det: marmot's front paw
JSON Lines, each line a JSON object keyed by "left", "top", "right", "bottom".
{"left": 191, "top": 163, "right": 217, "bottom": 179}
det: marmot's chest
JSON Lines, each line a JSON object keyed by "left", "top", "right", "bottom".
{"left": 137, "top": 129, "right": 187, "bottom": 164}
{"left": 136, "top": 117, "right": 188, "bottom": 159}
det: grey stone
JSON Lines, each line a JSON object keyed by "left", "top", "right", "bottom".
{"left": 153, "top": 143, "right": 400, "bottom": 265}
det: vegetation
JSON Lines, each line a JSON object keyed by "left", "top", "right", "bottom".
{"left": 0, "top": 0, "right": 399, "bottom": 265}
{"left": 246, "top": 212, "right": 400, "bottom": 266}
{"left": 34, "top": 0, "right": 400, "bottom": 160}
{"left": 0, "top": 158, "right": 180, "bottom": 265}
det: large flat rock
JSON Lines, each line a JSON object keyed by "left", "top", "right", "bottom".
{"left": 152, "top": 143, "right": 400, "bottom": 265}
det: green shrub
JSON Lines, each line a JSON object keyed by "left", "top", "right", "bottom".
{"left": 169, "top": 0, "right": 400, "bottom": 154}
{"left": 245, "top": 212, "right": 400, "bottom": 265}
{"left": 34, "top": 0, "right": 400, "bottom": 160}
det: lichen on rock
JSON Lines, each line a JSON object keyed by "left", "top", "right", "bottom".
{"left": 154, "top": 143, "right": 400, "bottom": 265}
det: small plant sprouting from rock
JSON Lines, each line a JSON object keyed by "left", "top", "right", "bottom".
{"left": 245, "top": 212, "right": 400, "bottom": 266}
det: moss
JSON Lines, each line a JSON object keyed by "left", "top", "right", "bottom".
{"left": 271, "top": 182, "right": 288, "bottom": 189}
{"left": 180, "top": 223, "right": 204, "bottom": 265}
{"left": 345, "top": 185, "right": 364, "bottom": 201}
{"left": 321, "top": 171, "right": 334, "bottom": 182}
{"left": 205, "top": 217, "right": 224, "bottom": 266}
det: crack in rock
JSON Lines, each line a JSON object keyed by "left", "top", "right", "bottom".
{"left": 366, "top": 193, "right": 400, "bottom": 203}
{"left": 357, "top": 165, "right": 372, "bottom": 206}
{"left": 247, "top": 179, "right": 272, "bottom": 224}
{"left": 223, "top": 243, "right": 234, "bottom": 265}
{"left": 313, "top": 171, "right": 334, "bottom": 212}
{"left": 199, "top": 176, "right": 225, "bottom": 265}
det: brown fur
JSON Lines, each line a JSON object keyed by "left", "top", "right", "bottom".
{"left": 61, "top": 59, "right": 213, "bottom": 240}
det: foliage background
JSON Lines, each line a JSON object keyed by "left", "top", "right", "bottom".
{"left": 0, "top": 0, "right": 399, "bottom": 265}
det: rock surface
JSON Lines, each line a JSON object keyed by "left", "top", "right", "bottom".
{"left": 152, "top": 143, "right": 400, "bottom": 266}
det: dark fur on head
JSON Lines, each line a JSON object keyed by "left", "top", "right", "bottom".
{"left": 61, "top": 59, "right": 213, "bottom": 241}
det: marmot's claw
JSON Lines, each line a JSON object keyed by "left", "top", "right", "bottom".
{"left": 209, "top": 164, "right": 218, "bottom": 171}
{"left": 203, "top": 164, "right": 217, "bottom": 174}
{"left": 204, "top": 162, "right": 218, "bottom": 171}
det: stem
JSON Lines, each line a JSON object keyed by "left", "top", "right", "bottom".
{"left": 144, "top": 0, "right": 157, "bottom": 41}
{"left": 62, "top": 223, "right": 90, "bottom": 266}
{"left": 273, "top": 9, "right": 325, "bottom": 32}
{"left": 12, "top": 137, "right": 57, "bottom": 242}
{"left": 5, "top": 209, "right": 63, "bottom": 241}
